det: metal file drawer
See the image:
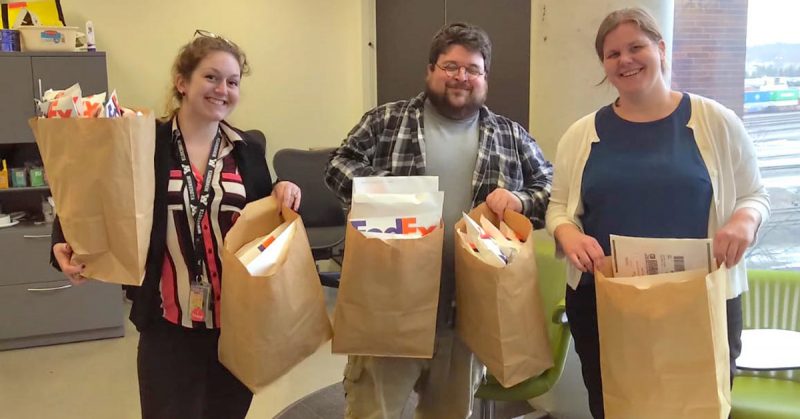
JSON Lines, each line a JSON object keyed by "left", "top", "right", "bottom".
{"left": 0, "top": 223, "right": 60, "bottom": 287}
{"left": 0, "top": 279, "right": 123, "bottom": 342}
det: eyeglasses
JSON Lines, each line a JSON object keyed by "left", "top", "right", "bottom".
{"left": 194, "top": 29, "right": 235, "bottom": 46}
{"left": 192, "top": 29, "right": 249, "bottom": 74}
{"left": 436, "top": 63, "right": 485, "bottom": 80}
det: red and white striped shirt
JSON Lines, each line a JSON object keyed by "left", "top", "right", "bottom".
{"left": 160, "top": 121, "right": 247, "bottom": 328}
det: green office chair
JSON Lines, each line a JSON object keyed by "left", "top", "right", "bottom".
{"left": 476, "top": 235, "right": 570, "bottom": 419}
{"left": 732, "top": 269, "right": 800, "bottom": 419}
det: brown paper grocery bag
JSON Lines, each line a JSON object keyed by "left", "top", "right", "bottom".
{"left": 595, "top": 261, "right": 731, "bottom": 419}
{"left": 30, "top": 112, "right": 155, "bottom": 286}
{"left": 218, "top": 197, "right": 332, "bottom": 393}
{"left": 332, "top": 218, "right": 443, "bottom": 358}
{"left": 454, "top": 204, "right": 553, "bottom": 387}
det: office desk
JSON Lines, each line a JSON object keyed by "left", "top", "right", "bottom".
{"left": 737, "top": 329, "right": 800, "bottom": 371}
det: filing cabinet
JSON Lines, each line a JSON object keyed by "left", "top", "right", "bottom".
{"left": 0, "top": 52, "right": 123, "bottom": 350}
{"left": 0, "top": 223, "right": 124, "bottom": 350}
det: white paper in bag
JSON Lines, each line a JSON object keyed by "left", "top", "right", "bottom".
{"left": 235, "top": 221, "right": 296, "bottom": 276}
{"left": 350, "top": 176, "right": 443, "bottom": 239}
{"left": 353, "top": 176, "right": 438, "bottom": 194}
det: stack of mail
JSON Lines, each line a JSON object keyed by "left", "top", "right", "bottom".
{"left": 235, "top": 220, "right": 297, "bottom": 276}
{"left": 459, "top": 214, "right": 522, "bottom": 268}
{"left": 350, "top": 176, "right": 444, "bottom": 239}
{"left": 609, "top": 234, "right": 715, "bottom": 276}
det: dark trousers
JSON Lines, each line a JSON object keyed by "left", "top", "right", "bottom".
{"left": 565, "top": 281, "right": 743, "bottom": 419}
{"left": 137, "top": 318, "right": 253, "bottom": 419}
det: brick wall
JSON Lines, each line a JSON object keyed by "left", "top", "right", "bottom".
{"left": 671, "top": 0, "right": 749, "bottom": 115}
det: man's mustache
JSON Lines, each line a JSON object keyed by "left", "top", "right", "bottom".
{"left": 445, "top": 81, "right": 472, "bottom": 90}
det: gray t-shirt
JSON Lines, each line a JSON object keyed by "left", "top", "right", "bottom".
{"left": 422, "top": 99, "right": 479, "bottom": 327}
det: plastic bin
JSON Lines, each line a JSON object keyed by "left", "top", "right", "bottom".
{"left": 18, "top": 26, "right": 77, "bottom": 52}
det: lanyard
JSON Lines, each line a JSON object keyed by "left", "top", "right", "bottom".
{"left": 173, "top": 126, "right": 223, "bottom": 284}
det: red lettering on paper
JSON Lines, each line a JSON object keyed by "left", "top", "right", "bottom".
{"left": 416, "top": 225, "right": 436, "bottom": 236}
{"left": 46, "top": 101, "right": 58, "bottom": 118}
{"left": 401, "top": 217, "right": 416, "bottom": 234}
{"left": 83, "top": 101, "right": 101, "bottom": 117}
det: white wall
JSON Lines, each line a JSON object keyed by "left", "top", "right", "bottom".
{"left": 61, "top": 0, "right": 371, "bottom": 168}
{"left": 529, "top": 0, "right": 675, "bottom": 160}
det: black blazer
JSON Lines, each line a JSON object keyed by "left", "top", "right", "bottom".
{"left": 52, "top": 120, "right": 273, "bottom": 331}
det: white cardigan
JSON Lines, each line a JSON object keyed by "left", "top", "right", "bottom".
{"left": 545, "top": 94, "right": 771, "bottom": 298}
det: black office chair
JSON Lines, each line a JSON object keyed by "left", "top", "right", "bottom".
{"left": 272, "top": 147, "right": 346, "bottom": 288}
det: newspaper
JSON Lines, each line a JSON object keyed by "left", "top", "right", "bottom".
{"left": 609, "top": 234, "right": 715, "bottom": 277}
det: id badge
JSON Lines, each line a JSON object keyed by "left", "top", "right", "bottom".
{"left": 189, "top": 282, "right": 210, "bottom": 322}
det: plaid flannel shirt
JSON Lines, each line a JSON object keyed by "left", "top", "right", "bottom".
{"left": 325, "top": 92, "right": 553, "bottom": 227}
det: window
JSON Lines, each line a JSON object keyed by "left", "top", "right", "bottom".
{"left": 742, "top": 0, "right": 800, "bottom": 270}
{"left": 673, "top": 0, "right": 800, "bottom": 270}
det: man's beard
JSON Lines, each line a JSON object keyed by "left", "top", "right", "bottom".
{"left": 425, "top": 82, "right": 485, "bottom": 120}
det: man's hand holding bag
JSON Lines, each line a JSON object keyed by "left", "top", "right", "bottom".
{"left": 455, "top": 203, "right": 553, "bottom": 388}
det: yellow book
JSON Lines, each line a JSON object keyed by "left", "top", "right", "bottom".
{"left": 0, "top": 160, "right": 9, "bottom": 189}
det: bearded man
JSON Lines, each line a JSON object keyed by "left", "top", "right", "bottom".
{"left": 325, "top": 22, "right": 553, "bottom": 419}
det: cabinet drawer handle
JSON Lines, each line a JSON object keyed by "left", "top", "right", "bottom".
{"left": 27, "top": 284, "right": 72, "bottom": 292}
{"left": 23, "top": 234, "right": 52, "bottom": 239}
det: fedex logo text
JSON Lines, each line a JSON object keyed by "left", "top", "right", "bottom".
{"left": 351, "top": 217, "right": 436, "bottom": 236}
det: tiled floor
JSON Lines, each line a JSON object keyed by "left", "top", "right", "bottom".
{"left": 0, "top": 289, "right": 347, "bottom": 419}
{"left": 0, "top": 293, "right": 554, "bottom": 419}
{"left": 274, "top": 382, "right": 541, "bottom": 419}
